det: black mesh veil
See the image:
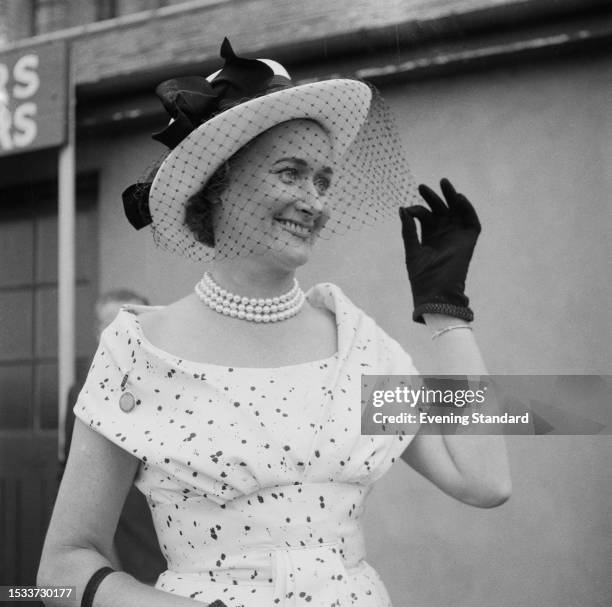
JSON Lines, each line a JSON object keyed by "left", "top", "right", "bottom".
{"left": 318, "top": 85, "right": 419, "bottom": 237}
{"left": 140, "top": 80, "right": 418, "bottom": 263}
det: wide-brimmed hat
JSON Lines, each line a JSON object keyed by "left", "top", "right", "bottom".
{"left": 122, "top": 38, "right": 417, "bottom": 261}
{"left": 123, "top": 39, "right": 370, "bottom": 259}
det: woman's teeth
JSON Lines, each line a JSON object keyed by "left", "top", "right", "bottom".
{"left": 275, "top": 218, "right": 311, "bottom": 237}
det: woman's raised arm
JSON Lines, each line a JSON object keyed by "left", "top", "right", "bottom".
{"left": 398, "top": 179, "right": 511, "bottom": 507}
{"left": 37, "top": 419, "right": 201, "bottom": 607}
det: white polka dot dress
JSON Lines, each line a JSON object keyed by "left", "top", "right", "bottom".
{"left": 75, "top": 283, "right": 420, "bottom": 606}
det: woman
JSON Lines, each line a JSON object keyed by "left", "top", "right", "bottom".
{"left": 38, "top": 39, "right": 510, "bottom": 607}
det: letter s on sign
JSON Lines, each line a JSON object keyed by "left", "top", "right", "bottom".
{"left": 13, "top": 54, "right": 40, "bottom": 99}
{"left": 13, "top": 102, "right": 37, "bottom": 147}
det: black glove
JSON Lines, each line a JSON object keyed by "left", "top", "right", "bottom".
{"left": 399, "top": 178, "right": 481, "bottom": 324}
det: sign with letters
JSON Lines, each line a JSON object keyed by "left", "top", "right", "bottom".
{"left": 0, "top": 41, "right": 67, "bottom": 156}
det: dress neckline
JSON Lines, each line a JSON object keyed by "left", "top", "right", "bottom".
{"left": 119, "top": 294, "right": 339, "bottom": 373}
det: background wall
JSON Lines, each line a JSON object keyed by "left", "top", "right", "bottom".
{"left": 80, "top": 50, "right": 611, "bottom": 606}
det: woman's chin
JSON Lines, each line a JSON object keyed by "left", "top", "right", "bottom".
{"left": 268, "top": 236, "right": 315, "bottom": 269}
{"left": 276, "top": 242, "right": 312, "bottom": 268}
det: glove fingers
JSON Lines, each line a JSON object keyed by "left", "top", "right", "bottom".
{"left": 418, "top": 184, "right": 449, "bottom": 215}
{"left": 456, "top": 194, "right": 482, "bottom": 232}
{"left": 399, "top": 207, "right": 421, "bottom": 257}
{"left": 403, "top": 205, "right": 435, "bottom": 231}
{"left": 440, "top": 179, "right": 482, "bottom": 232}
{"left": 439, "top": 178, "right": 459, "bottom": 205}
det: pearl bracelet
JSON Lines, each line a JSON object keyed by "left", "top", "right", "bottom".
{"left": 431, "top": 324, "right": 473, "bottom": 340}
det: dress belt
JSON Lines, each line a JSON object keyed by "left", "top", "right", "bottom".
{"left": 151, "top": 482, "right": 370, "bottom": 603}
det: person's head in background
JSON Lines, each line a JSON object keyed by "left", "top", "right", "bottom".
{"left": 95, "top": 288, "right": 149, "bottom": 340}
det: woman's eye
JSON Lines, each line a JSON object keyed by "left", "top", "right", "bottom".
{"left": 314, "top": 175, "right": 331, "bottom": 194}
{"left": 278, "top": 168, "right": 300, "bottom": 184}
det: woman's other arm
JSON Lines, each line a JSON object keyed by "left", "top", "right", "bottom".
{"left": 37, "top": 419, "right": 205, "bottom": 607}
{"left": 398, "top": 180, "right": 510, "bottom": 507}
{"left": 400, "top": 314, "right": 511, "bottom": 508}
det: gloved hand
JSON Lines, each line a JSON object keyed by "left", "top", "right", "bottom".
{"left": 399, "top": 178, "right": 481, "bottom": 324}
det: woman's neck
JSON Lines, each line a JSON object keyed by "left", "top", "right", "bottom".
{"left": 209, "top": 257, "right": 296, "bottom": 298}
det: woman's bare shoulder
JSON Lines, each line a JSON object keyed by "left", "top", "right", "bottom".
{"left": 137, "top": 294, "right": 203, "bottom": 341}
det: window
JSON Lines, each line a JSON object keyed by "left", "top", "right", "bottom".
{"left": 0, "top": 176, "right": 97, "bottom": 432}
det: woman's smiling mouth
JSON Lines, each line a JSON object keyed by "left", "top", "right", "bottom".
{"left": 274, "top": 217, "right": 313, "bottom": 239}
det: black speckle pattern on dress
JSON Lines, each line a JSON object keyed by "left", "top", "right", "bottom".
{"left": 74, "top": 283, "right": 420, "bottom": 606}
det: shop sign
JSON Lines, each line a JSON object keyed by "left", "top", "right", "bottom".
{"left": 0, "top": 41, "right": 67, "bottom": 156}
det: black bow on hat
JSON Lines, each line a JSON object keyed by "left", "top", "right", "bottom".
{"left": 122, "top": 38, "right": 292, "bottom": 230}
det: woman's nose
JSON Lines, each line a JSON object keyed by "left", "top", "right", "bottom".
{"left": 295, "top": 182, "right": 324, "bottom": 215}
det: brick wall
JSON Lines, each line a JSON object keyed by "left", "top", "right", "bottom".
{"left": 0, "top": 0, "right": 34, "bottom": 44}
{"left": 65, "top": 0, "right": 610, "bottom": 88}
{"left": 116, "top": 0, "right": 159, "bottom": 17}
{"left": 0, "top": 0, "right": 193, "bottom": 43}
{"left": 33, "top": 0, "right": 105, "bottom": 35}
{"left": 33, "top": 0, "right": 68, "bottom": 35}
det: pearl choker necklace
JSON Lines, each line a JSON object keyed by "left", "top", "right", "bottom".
{"left": 195, "top": 272, "right": 305, "bottom": 323}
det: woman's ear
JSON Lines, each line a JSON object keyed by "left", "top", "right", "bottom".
{"left": 208, "top": 191, "right": 223, "bottom": 205}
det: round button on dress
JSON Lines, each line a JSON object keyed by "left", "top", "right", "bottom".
{"left": 119, "top": 391, "right": 136, "bottom": 412}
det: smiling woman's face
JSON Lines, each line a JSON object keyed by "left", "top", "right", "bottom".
{"left": 213, "top": 119, "right": 334, "bottom": 268}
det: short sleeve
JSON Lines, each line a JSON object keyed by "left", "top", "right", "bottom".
{"left": 377, "top": 326, "right": 420, "bottom": 377}
{"left": 342, "top": 319, "right": 421, "bottom": 484}
{"left": 73, "top": 313, "right": 150, "bottom": 461}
